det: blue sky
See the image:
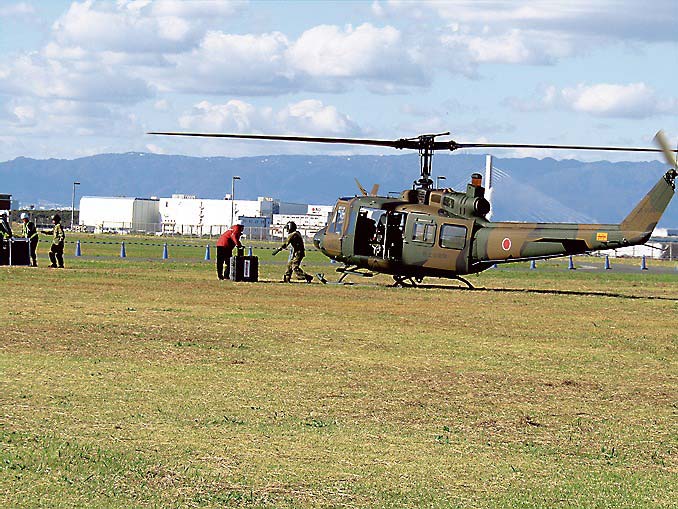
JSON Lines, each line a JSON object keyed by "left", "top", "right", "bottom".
{"left": 0, "top": 0, "right": 676, "bottom": 162}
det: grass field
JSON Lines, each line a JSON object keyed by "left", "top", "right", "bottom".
{"left": 1, "top": 238, "right": 676, "bottom": 508}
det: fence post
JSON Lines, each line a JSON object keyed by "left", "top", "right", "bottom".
{"left": 120, "top": 242, "right": 126, "bottom": 258}
{"left": 163, "top": 243, "right": 168, "bottom": 260}
{"left": 640, "top": 255, "right": 648, "bottom": 270}
{"left": 205, "top": 244, "right": 211, "bottom": 261}
{"left": 75, "top": 240, "right": 81, "bottom": 256}
{"left": 568, "top": 256, "right": 575, "bottom": 270}
{"left": 604, "top": 255, "right": 611, "bottom": 270}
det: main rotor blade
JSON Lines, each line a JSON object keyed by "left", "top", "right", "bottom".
{"left": 147, "top": 131, "right": 418, "bottom": 149}
{"left": 452, "top": 142, "right": 677, "bottom": 154}
{"left": 148, "top": 131, "right": 678, "bottom": 155}
{"left": 653, "top": 130, "right": 678, "bottom": 168}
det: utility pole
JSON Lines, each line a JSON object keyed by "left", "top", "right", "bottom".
{"left": 231, "top": 176, "right": 240, "bottom": 225}
{"left": 71, "top": 181, "right": 80, "bottom": 229}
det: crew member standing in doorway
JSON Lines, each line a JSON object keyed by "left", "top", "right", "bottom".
{"left": 42, "top": 214, "right": 65, "bottom": 268}
{"left": 21, "top": 213, "right": 39, "bottom": 266}
{"left": 272, "top": 221, "right": 313, "bottom": 283}
{"left": 216, "top": 223, "right": 244, "bottom": 280}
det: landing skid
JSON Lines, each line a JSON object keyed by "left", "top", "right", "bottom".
{"left": 317, "top": 265, "right": 374, "bottom": 285}
{"left": 451, "top": 275, "right": 474, "bottom": 289}
{"left": 391, "top": 274, "right": 474, "bottom": 289}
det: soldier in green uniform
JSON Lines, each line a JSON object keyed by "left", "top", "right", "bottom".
{"left": 0, "top": 211, "right": 11, "bottom": 239}
{"left": 42, "top": 214, "right": 65, "bottom": 268}
{"left": 20, "top": 212, "right": 39, "bottom": 266}
{"left": 272, "top": 221, "right": 313, "bottom": 283}
{"left": 0, "top": 212, "right": 11, "bottom": 265}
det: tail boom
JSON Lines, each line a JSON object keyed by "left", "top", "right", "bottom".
{"left": 474, "top": 169, "right": 676, "bottom": 263}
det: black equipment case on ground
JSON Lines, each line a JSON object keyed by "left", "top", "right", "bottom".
{"left": 229, "top": 255, "right": 259, "bottom": 282}
{"left": 0, "top": 238, "right": 30, "bottom": 266}
{"left": 10, "top": 238, "right": 31, "bottom": 266}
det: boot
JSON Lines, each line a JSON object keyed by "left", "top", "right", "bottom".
{"left": 305, "top": 274, "right": 313, "bottom": 283}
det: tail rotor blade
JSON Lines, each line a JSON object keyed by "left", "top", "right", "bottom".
{"left": 654, "top": 130, "right": 677, "bottom": 168}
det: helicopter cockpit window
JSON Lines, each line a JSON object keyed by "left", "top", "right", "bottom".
{"left": 439, "top": 224, "right": 467, "bottom": 250}
{"left": 332, "top": 205, "right": 346, "bottom": 234}
{"left": 412, "top": 220, "right": 436, "bottom": 245}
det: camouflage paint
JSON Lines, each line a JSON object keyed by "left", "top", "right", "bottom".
{"left": 313, "top": 169, "right": 676, "bottom": 279}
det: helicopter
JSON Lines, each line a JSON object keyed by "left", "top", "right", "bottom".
{"left": 148, "top": 130, "right": 678, "bottom": 287}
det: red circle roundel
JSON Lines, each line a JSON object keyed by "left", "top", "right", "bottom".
{"left": 501, "top": 237, "right": 511, "bottom": 251}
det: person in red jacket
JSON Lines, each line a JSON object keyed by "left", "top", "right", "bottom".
{"left": 216, "top": 223, "right": 244, "bottom": 279}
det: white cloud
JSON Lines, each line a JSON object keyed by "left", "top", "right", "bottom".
{"left": 166, "top": 31, "right": 294, "bottom": 95}
{"left": 0, "top": 52, "right": 152, "bottom": 104}
{"left": 512, "top": 82, "right": 677, "bottom": 118}
{"left": 419, "top": 1, "right": 678, "bottom": 43}
{"left": 0, "top": 97, "right": 139, "bottom": 138}
{"left": 149, "top": 0, "right": 247, "bottom": 18}
{"left": 442, "top": 29, "right": 574, "bottom": 65}
{"left": 379, "top": 0, "right": 677, "bottom": 71}
{"left": 178, "top": 99, "right": 361, "bottom": 137}
{"left": 276, "top": 99, "right": 361, "bottom": 135}
{"left": 287, "top": 23, "right": 426, "bottom": 88}
{"left": 51, "top": 0, "right": 243, "bottom": 54}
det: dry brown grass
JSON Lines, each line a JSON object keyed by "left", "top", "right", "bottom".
{"left": 0, "top": 256, "right": 676, "bottom": 507}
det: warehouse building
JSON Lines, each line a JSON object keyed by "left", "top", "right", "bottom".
{"left": 79, "top": 197, "right": 160, "bottom": 233}
{"left": 78, "top": 195, "right": 333, "bottom": 237}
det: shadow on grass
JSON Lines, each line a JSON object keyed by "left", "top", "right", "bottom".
{"left": 417, "top": 284, "right": 678, "bottom": 301}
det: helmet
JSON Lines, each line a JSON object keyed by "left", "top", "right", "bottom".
{"left": 52, "top": 214, "right": 61, "bottom": 223}
{"left": 285, "top": 221, "right": 297, "bottom": 233}
{"left": 20, "top": 213, "right": 28, "bottom": 220}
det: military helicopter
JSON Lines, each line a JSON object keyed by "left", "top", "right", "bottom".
{"left": 149, "top": 130, "right": 677, "bottom": 287}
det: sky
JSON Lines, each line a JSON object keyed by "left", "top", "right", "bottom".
{"left": 0, "top": 0, "right": 677, "bottom": 163}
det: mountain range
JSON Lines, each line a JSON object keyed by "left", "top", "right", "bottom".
{"left": 1, "top": 152, "right": 675, "bottom": 227}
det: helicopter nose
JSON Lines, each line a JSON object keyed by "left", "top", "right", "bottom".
{"left": 313, "top": 228, "right": 325, "bottom": 250}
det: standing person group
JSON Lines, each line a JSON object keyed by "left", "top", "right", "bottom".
{"left": 216, "top": 222, "right": 244, "bottom": 280}
{"left": 20, "top": 213, "right": 39, "bottom": 266}
{"left": 42, "top": 214, "right": 65, "bottom": 268}
{"left": 272, "top": 221, "right": 313, "bottom": 283}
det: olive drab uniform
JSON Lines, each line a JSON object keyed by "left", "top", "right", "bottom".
{"left": 0, "top": 214, "right": 11, "bottom": 239}
{"left": 280, "top": 230, "right": 312, "bottom": 282}
{"left": 22, "top": 219, "right": 39, "bottom": 266}
{"left": 44, "top": 222, "right": 65, "bottom": 268}
{"left": 0, "top": 214, "right": 11, "bottom": 265}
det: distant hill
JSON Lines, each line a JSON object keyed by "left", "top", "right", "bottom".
{"left": 1, "top": 152, "right": 675, "bottom": 227}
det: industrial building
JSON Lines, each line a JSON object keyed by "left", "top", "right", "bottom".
{"left": 78, "top": 194, "right": 333, "bottom": 238}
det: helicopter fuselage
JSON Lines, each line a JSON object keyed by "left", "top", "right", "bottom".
{"left": 314, "top": 169, "right": 676, "bottom": 280}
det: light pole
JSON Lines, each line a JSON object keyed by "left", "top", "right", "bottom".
{"left": 71, "top": 181, "right": 80, "bottom": 229}
{"left": 436, "top": 175, "right": 446, "bottom": 189}
{"left": 231, "top": 176, "right": 240, "bottom": 225}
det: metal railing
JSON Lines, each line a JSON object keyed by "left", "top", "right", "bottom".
{"left": 76, "top": 222, "right": 320, "bottom": 242}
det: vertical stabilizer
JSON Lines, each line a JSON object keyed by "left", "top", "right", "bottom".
{"left": 620, "top": 169, "right": 676, "bottom": 242}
